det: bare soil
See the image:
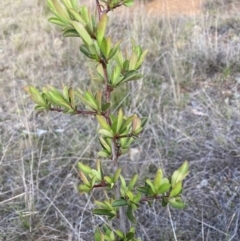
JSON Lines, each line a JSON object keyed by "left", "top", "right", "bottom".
{"left": 142, "top": 0, "right": 203, "bottom": 16}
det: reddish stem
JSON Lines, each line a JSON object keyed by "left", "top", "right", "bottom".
{"left": 95, "top": 0, "right": 102, "bottom": 19}
{"left": 116, "top": 133, "right": 137, "bottom": 139}
{"left": 49, "top": 107, "right": 96, "bottom": 115}
{"left": 93, "top": 181, "right": 109, "bottom": 188}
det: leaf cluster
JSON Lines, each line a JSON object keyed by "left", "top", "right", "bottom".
{"left": 97, "top": 110, "right": 147, "bottom": 158}
{"left": 46, "top": 0, "right": 146, "bottom": 88}
{"left": 94, "top": 225, "right": 140, "bottom": 241}
{"left": 78, "top": 161, "right": 189, "bottom": 227}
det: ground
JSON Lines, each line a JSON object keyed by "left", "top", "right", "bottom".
{"left": 136, "top": 0, "right": 202, "bottom": 15}
{"left": 0, "top": 0, "right": 240, "bottom": 240}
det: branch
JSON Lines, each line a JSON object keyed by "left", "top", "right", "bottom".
{"left": 95, "top": 0, "right": 102, "bottom": 19}
{"left": 93, "top": 181, "right": 109, "bottom": 188}
{"left": 49, "top": 107, "right": 96, "bottom": 115}
{"left": 96, "top": 0, "right": 124, "bottom": 17}
{"left": 95, "top": 0, "right": 126, "bottom": 234}
{"left": 103, "top": 2, "right": 124, "bottom": 14}
{"left": 116, "top": 133, "right": 138, "bottom": 139}
{"left": 140, "top": 194, "right": 170, "bottom": 203}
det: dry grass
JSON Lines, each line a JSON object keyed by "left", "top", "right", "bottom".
{"left": 1, "top": 0, "right": 240, "bottom": 240}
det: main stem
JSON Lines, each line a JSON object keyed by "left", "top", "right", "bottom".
{"left": 103, "top": 58, "right": 126, "bottom": 234}
{"left": 96, "top": 0, "right": 126, "bottom": 233}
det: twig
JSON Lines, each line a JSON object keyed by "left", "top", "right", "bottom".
{"left": 95, "top": 0, "right": 126, "bottom": 233}
{"left": 50, "top": 107, "right": 96, "bottom": 115}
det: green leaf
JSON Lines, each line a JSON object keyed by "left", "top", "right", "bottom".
{"left": 96, "top": 91, "right": 102, "bottom": 111}
{"left": 129, "top": 227, "right": 135, "bottom": 233}
{"left": 126, "top": 232, "right": 135, "bottom": 240}
{"left": 132, "top": 116, "right": 141, "bottom": 132}
{"left": 178, "top": 161, "right": 189, "bottom": 175}
{"left": 104, "top": 176, "right": 113, "bottom": 184}
{"left": 88, "top": 41, "right": 101, "bottom": 61}
{"left": 115, "top": 230, "right": 124, "bottom": 238}
{"left": 108, "top": 40, "right": 122, "bottom": 60}
{"left": 100, "top": 37, "right": 108, "bottom": 57}
{"left": 24, "top": 86, "right": 47, "bottom": 107}
{"left": 101, "top": 102, "right": 111, "bottom": 112}
{"left": 68, "top": 87, "right": 75, "bottom": 109}
{"left": 168, "top": 197, "right": 185, "bottom": 209}
{"left": 98, "top": 129, "right": 114, "bottom": 138}
{"left": 170, "top": 181, "right": 182, "bottom": 198}
{"left": 111, "top": 65, "right": 122, "bottom": 85}
{"left": 171, "top": 170, "right": 182, "bottom": 186}
{"left": 62, "top": 86, "right": 69, "bottom": 101}
{"left": 178, "top": 160, "right": 189, "bottom": 173}
{"left": 146, "top": 179, "right": 156, "bottom": 194}
{"left": 120, "top": 148, "right": 129, "bottom": 155}
{"left": 120, "top": 175, "right": 127, "bottom": 190}
{"left": 136, "top": 49, "right": 148, "bottom": 69}
{"left": 80, "top": 45, "right": 95, "bottom": 59}
{"left": 79, "top": 171, "right": 90, "bottom": 186}
{"left": 48, "top": 17, "right": 66, "bottom": 27}
{"left": 126, "top": 190, "right": 134, "bottom": 200}
{"left": 109, "top": 231, "right": 115, "bottom": 240}
{"left": 50, "top": 93, "right": 72, "bottom": 109}
{"left": 52, "top": 0, "right": 70, "bottom": 22}
{"left": 70, "top": 0, "right": 78, "bottom": 9}
{"left": 84, "top": 91, "right": 99, "bottom": 110}
{"left": 136, "top": 186, "right": 149, "bottom": 195}
{"left": 80, "top": 6, "right": 90, "bottom": 25}
{"left": 96, "top": 14, "right": 108, "bottom": 46}
{"left": 93, "top": 209, "right": 114, "bottom": 217}
{"left": 120, "top": 115, "right": 135, "bottom": 132}
{"left": 91, "top": 176, "right": 97, "bottom": 187}
{"left": 98, "top": 150, "right": 111, "bottom": 158}
{"left": 35, "top": 105, "right": 47, "bottom": 111}
{"left": 61, "top": 0, "right": 71, "bottom": 9}
{"left": 114, "top": 49, "right": 124, "bottom": 68}
{"left": 77, "top": 162, "right": 92, "bottom": 174}
{"left": 158, "top": 183, "right": 171, "bottom": 194}
{"left": 96, "top": 159, "right": 104, "bottom": 181}
{"left": 123, "top": 0, "right": 134, "bottom": 7}
{"left": 105, "top": 37, "right": 112, "bottom": 57}
{"left": 133, "top": 193, "right": 141, "bottom": 204}
{"left": 78, "top": 184, "right": 91, "bottom": 194}
{"left": 129, "top": 52, "right": 138, "bottom": 70}
{"left": 126, "top": 205, "right": 136, "bottom": 223}
{"left": 103, "top": 200, "right": 114, "bottom": 210}
{"left": 128, "top": 174, "right": 138, "bottom": 191}
{"left": 162, "top": 197, "right": 168, "bottom": 207}
{"left": 96, "top": 115, "right": 112, "bottom": 131}
{"left": 121, "top": 71, "right": 143, "bottom": 85}
{"left": 99, "top": 137, "right": 111, "bottom": 153}
{"left": 153, "top": 169, "right": 162, "bottom": 190}
{"left": 91, "top": 169, "right": 102, "bottom": 181}
{"left": 112, "top": 199, "right": 128, "bottom": 207}
{"left": 95, "top": 200, "right": 108, "bottom": 209}
{"left": 71, "top": 21, "right": 93, "bottom": 45}
{"left": 68, "top": 8, "right": 86, "bottom": 25}
{"left": 141, "top": 117, "right": 148, "bottom": 128}
{"left": 63, "top": 28, "right": 79, "bottom": 37}
{"left": 47, "top": 0, "right": 54, "bottom": 10}
{"left": 123, "top": 60, "right": 129, "bottom": 71}
{"left": 93, "top": 64, "right": 105, "bottom": 83}
{"left": 113, "top": 168, "right": 121, "bottom": 183}
{"left": 116, "top": 108, "right": 123, "bottom": 134}
{"left": 94, "top": 228, "right": 102, "bottom": 241}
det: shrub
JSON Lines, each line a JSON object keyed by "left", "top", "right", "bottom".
{"left": 24, "top": 0, "right": 189, "bottom": 240}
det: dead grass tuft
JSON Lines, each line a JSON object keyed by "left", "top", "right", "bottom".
{"left": 1, "top": 0, "right": 240, "bottom": 240}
